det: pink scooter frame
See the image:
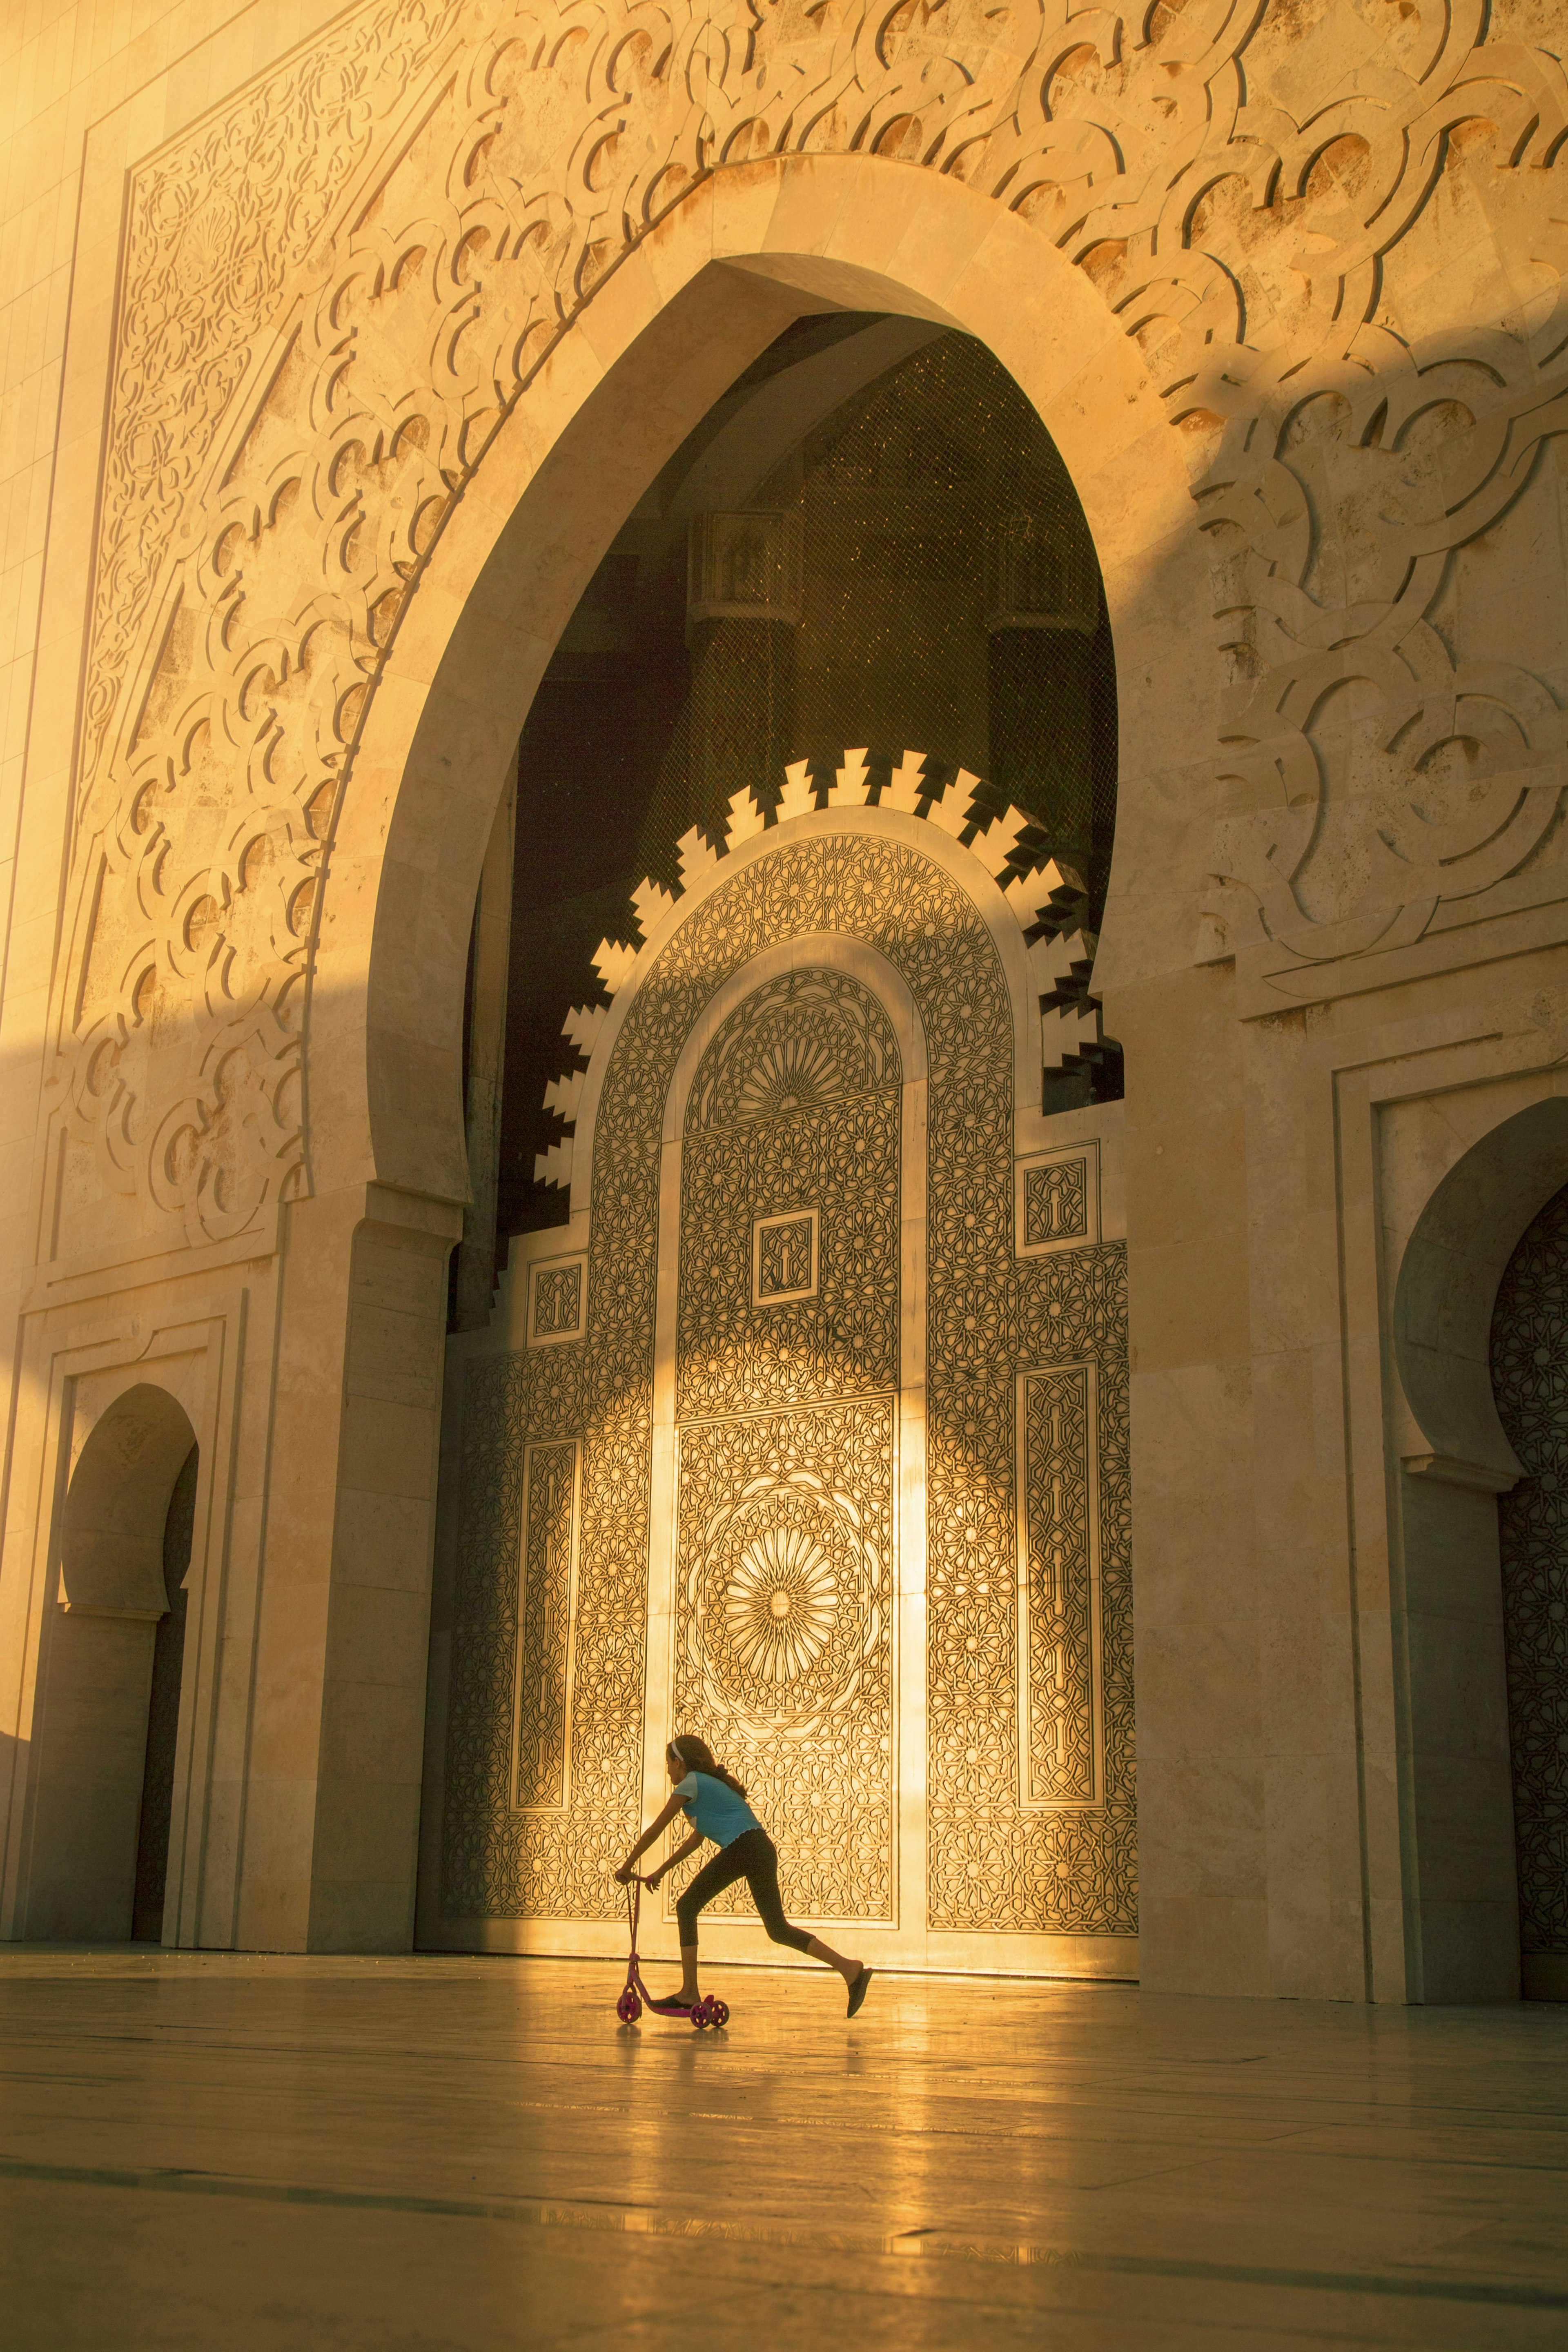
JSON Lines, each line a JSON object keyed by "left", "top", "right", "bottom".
{"left": 615, "top": 1876, "right": 731, "bottom": 2030}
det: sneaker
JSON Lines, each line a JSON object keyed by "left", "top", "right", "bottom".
{"left": 647, "top": 1993, "right": 696, "bottom": 2014}
{"left": 846, "top": 1965, "right": 873, "bottom": 2020}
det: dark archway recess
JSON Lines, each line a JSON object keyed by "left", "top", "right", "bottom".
{"left": 131, "top": 1442, "right": 199, "bottom": 1942}
{"left": 1490, "top": 1185, "right": 1568, "bottom": 1998}
{"left": 29, "top": 1384, "right": 198, "bottom": 1941}
{"left": 486, "top": 317, "right": 1118, "bottom": 1272}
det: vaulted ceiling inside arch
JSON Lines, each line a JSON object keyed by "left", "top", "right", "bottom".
{"left": 494, "top": 315, "right": 1118, "bottom": 1252}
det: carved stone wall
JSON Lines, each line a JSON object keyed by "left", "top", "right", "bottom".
{"left": 680, "top": 970, "right": 901, "bottom": 1419}
{"left": 85, "top": 0, "right": 467, "bottom": 794}
{"left": 441, "top": 826, "right": 1132, "bottom": 1941}
{"left": 1021, "top": 1365, "right": 1098, "bottom": 1809}
{"left": 13, "top": 0, "right": 1567, "bottom": 1991}
{"left": 50, "top": 0, "right": 1568, "bottom": 1256}
{"left": 514, "top": 1440, "right": 578, "bottom": 1809}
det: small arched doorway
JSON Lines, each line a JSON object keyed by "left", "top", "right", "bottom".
{"left": 1491, "top": 1188, "right": 1568, "bottom": 2001}
{"left": 131, "top": 1441, "right": 200, "bottom": 1941}
{"left": 1390, "top": 1095, "right": 1568, "bottom": 2000}
{"left": 26, "top": 1385, "right": 199, "bottom": 1942}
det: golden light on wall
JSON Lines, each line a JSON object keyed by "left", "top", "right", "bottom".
{"left": 440, "top": 774, "right": 1133, "bottom": 1970}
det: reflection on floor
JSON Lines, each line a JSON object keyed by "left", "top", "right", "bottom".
{"left": 1, "top": 1949, "right": 1565, "bottom": 2349}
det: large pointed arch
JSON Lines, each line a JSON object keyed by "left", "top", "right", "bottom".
{"left": 325, "top": 163, "right": 1195, "bottom": 1208}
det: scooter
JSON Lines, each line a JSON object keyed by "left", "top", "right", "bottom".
{"left": 615, "top": 1874, "right": 731, "bottom": 2029}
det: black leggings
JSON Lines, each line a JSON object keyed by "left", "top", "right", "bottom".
{"left": 675, "top": 1828, "right": 814, "bottom": 1953}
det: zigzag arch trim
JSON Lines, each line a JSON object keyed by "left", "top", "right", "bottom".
{"left": 533, "top": 746, "right": 1106, "bottom": 1190}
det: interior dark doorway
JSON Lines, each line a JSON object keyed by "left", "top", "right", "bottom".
{"left": 132, "top": 1441, "right": 199, "bottom": 1942}
{"left": 28, "top": 1383, "right": 199, "bottom": 1940}
{"left": 452, "top": 314, "right": 1119, "bottom": 1326}
{"left": 1490, "top": 1184, "right": 1568, "bottom": 2000}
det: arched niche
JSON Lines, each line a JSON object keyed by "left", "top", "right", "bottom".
{"left": 60, "top": 1384, "right": 200, "bottom": 1619}
{"left": 25, "top": 1383, "right": 200, "bottom": 1942}
{"left": 321, "top": 160, "right": 1196, "bottom": 1215}
{"left": 380, "top": 165, "right": 1160, "bottom": 1979}
{"left": 1388, "top": 1098, "right": 1568, "bottom": 2003}
{"left": 1394, "top": 1099, "right": 1568, "bottom": 1493}
{"left": 1489, "top": 1180, "right": 1568, "bottom": 2000}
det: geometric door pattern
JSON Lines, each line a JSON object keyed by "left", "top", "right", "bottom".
{"left": 440, "top": 825, "right": 1133, "bottom": 1942}
{"left": 670, "top": 967, "right": 901, "bottom": 1924}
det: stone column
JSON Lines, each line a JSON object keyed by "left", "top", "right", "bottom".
{"left": 236, "top": 1182, "right": 461, "bottom": 1952}
{"left": 451, "top": 766, "right": 517, "bottom": 1335}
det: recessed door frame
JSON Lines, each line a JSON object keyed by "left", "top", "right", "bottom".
{"left": 644, "top": 932, "right": 929, "bottom": 1963}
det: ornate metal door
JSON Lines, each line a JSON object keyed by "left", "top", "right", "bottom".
{"left": 436, "top": 807, "right": 1135, "bottom": 1976}
{"left": 666, "top": 967, "right": 903, "bottom": 1924}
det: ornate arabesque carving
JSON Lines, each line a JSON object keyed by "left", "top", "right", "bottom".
{"left": 1021, "top": 1366, "right": 1096, "bottom": 1806}
{"left": 532, "top": 1265, "right": 581, "bottom": 1339}
{"left": 443, "top": 829, "right": 1134, "bottom": 1936}
{"left": 540, "top": 757, "right": 1098, "bottom": 1198}
{"left": 515, "top": 1440, "right": 577, "bottom": 1807}
{"left": 756, "top": 1215, "right": 815, "bottom": 1302}
{"left": 688, "top": 967, "right": 899, "bottom": 1134}
{"left": 65, "top": 0, "right": 1568, "bottom": 1244}
{"left": 680, "top": 969, "right": 901, "bottom": 1423}
{"left": 86, "top": 0, "right": 466, "bottom": 792}
{"left": 1025, "top": 1159, "right": 1089, "bottom": 1248}
{"left": 673, "top": 1401, "right": 895, "bottom": 1922}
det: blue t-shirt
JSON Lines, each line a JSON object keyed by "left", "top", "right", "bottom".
{"left": 675, "top": 1770, "right": 762, "bottom": 1849}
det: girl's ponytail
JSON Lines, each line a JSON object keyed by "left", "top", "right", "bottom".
{"left": 668, "top": 1733, "right": 747, "bottom": 1799}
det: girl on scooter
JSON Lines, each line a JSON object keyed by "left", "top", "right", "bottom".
{"left": 615, "top": 1734, "right": 873, "bottom": 2018}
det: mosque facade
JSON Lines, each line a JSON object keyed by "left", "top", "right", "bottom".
{"left": 1, "top": 0, "right": 1566, "bottom": 2004}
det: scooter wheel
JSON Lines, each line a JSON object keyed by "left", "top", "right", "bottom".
{"left": 707, "top": 1999, "right": 730, "bottom": 2027}
{"left": 690, "top": 2002, "right": 711, "bottom": 2030}
{"left": 616, "top": 1988, "right": 642, "bottom": 2023}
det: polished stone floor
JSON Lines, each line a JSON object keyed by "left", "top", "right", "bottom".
{"left": 0, "top": 1949, "right": 1565, "bottom": 2349}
